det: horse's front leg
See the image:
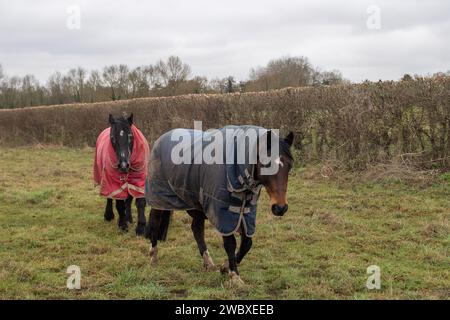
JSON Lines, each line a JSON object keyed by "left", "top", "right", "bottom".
{"left": 135, "top": 197, "right": 146, "bottom": 236}
{"left": 222, "top": 235, "right": 244, "bottom": 285}
{"left": 221, "top": 227, "right": 252, "bottom": 273}
{"left": 125, "top": 194, "right": 133, "bottom": 223}
{"left": 116, "top": 199, "right": 128, "bottom": 232}
{"left": 236, "top": 232, "right": 252, "bottom": 265}
{"left": 104, "top": 198, "right": 114, "bottom": 221}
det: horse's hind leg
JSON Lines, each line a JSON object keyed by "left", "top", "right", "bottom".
{"left": 125, "top": 194, "right": 133, "bottom": 223}
{"left": 135, "top": 198, "right": 146, "bottom": 236}
{"left": 116, "top": 199, "right": 128, "bottom": 232}
{"left": 187, "top": 210, "right": 215, "bottom": 271}
{"left": 145, "top": 208, "right": 169, "bottom": 265}
{"left": 104, "top": 198, "right": 114, "bottom": 221}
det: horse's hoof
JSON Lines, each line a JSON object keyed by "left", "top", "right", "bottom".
{"left": 204, "top": 261, "right": 216, "bottom": 271}
{"left": 118, "top": 224, "right": 128, "bottom": 232}
{"left": 204, "top": 264, "right": 216, "bottom": 271}
{"left": 150, "top": 247, "right": 158, "bottom": 266}
{"left": 202, "top": 251, "right": 216, "bottom": 271}
{"left": 220, "top": 260, "right": 230, "bottom": 274}
{"left": 135, "top": 224, "right": 145, "bottom": 236}
{"left": 227, "top": 271, "right": 245, "bottom": 287}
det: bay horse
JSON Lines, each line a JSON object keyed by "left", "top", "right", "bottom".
{"left": 93, "top": 113, "right": 150, "bottom": 235}
{"left": 144, "top": 126, "right": 294, "bottom": 285}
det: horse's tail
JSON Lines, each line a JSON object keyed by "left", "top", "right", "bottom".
{"left": 145, "top": 209, "right": 173, "bottom": 241}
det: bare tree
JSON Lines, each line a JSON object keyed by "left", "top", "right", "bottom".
{"left": 0, "top": 54, "right": 350, "bottom": 108}
{"left": 144, "top": 64, "right": 160, "bottom": 90}
{"left": 103, "top": 65, "right": 120, "bottom": 100}
{"left": 247, "top": 56, "right": 315, "bottom": 91}
{"left": 75, "top": 67, "right": 87, "bottom": 102}
{"left": 86, "top": 70, "right": 102, "bottom": 102}
{"left": 20, "top": 74, "right": 42, "bottom": 106}
{"left": 1, "top": 76, "right": 21, "bottom": 108}
{"left": 225, "top": 76, "right": 236, "bottom": 93}
{"left": 209, "top": 77, "right": 227, "bottom": 93}
{"left": 128, "top": 66, "right": 150, "bottom": 98}
{"left": 47, "top": 72, "right": 66, "bottom": 105}
{"left": 156, "top": 56, "right": 191, "bottom": 95}
{"left": 313, "top": 69, "right": 346, "bottom": 86}
{"left": 176, "top": 76, "right": 208, "bottom": 94}
{"left": 67, "top": 67, "right": 87, "bottom": 102}
{"left": 117, "top": 64, "right": 130, "bottom": 100}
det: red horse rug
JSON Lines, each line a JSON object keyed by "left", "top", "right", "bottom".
{"left": 93, "top": 125, "right": 150, "bottom": 199}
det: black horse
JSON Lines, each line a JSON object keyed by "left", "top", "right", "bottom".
{"left": 94, "top": 114, "right": 148, "bottom": 235}
{"left": 144, "top": 127, "right": 294, "bottom": 285}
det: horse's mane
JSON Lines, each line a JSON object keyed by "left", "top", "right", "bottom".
{"left": 279, "top": 139, "right": 293, "bottom": 161}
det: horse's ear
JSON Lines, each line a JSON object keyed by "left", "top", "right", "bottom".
{"left": 127, "top": 113, "right": 134, "bottom": 125}
{"left": 108, "top": 114, "right": 114, "bottom": 125}
{"left": 285, "top": 131, "right": 294, "bottom": 147}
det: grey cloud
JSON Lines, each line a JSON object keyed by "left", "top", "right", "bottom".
{"left": 0, "top": 0, "right": 449, "bottom": 82}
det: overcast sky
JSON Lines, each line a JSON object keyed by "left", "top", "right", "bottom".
{"left": 0, "top": 0, "right": 449, "bottom": 83}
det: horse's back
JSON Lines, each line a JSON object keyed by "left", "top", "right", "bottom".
{"left": 146, "top": 129, "right": 203, "bottom": 210}
{"left": 146, "top": 126, "right": 262, "bottom": 236}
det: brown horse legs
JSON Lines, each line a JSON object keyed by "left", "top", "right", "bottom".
{"left": 220, "top": 231, "right": 252, "bottom": 284}
{"left": 236, "top": 232, "right": 252, "bottom": 264}
{"left": 147, "top": 208, "right": 162, "bottom": 265}
{"left": 145, "top": 208, "right": 172, "bottom": 265}
{"left": 222, "top": 235, "right": 238, "bottom": 273}
{"left": 145, "top": 208, "right": 248, "bottom": 284}
{"left": 222, "top": 235, "right": 245, "bottom": 284}
{"left": 188, "top": 210, "right": 215, "bottom": 271}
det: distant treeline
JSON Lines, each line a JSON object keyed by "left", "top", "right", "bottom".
{"left": 1, "top": 76, "right": 449, "bottom": 170}
{"left": 0, "top": 56, "right": 346, "bottom": 109}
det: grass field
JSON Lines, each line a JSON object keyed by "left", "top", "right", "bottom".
{"left": 0, "top": 146, "right": 448, "bottom": 299}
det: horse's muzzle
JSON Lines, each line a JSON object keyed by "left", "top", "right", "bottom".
{"left": 119, "top": 161, "right": 130, "bottom": 173}
{"left": 272, "top": 204, "right": 288, "bottom": 216}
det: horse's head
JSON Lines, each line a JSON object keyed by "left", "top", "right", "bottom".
{"left": 109, "top": 113, "right": 134, "bottom": 173}
{"left": 256, "top": 131, "right": 294, "bottom": 216}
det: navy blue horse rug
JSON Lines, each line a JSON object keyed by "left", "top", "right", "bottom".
{"left": 146, "top": 125, "right": 274, "bottom": 237}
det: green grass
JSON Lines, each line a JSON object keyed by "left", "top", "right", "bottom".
{"left": 0, "top": 146, "right": 448, "bottom": 299}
